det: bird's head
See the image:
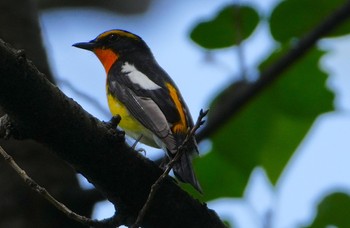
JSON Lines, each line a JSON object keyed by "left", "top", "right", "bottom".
{"left": 73, "top": 29, "right": 149, "bottom": 73}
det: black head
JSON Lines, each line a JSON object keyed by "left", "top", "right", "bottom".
{"left": 73, "top": 29, "right": 150, "bottom": 55}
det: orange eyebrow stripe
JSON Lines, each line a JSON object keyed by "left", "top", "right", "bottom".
{"left": 93, "top": 48, "right": 119, "bottom": 73}
{"left": 165, "top": 82, "right": 187, "bottom": 133}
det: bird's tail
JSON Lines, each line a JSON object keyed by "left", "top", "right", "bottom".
{"left": 173, "top": 149, "right": 202, "bottom": 193}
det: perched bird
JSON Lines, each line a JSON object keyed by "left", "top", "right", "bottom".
{"left": 73, "top": 29, "right": 202, "bottom": 192}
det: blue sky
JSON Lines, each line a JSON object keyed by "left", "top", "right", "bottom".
{"left": 40, "top": 0, "right": 350, "bottom": 227}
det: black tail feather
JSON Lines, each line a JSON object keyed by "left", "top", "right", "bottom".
{"left": 173, "top": 150, "right": 202, "bottom": 193}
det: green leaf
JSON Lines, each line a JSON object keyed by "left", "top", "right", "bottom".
{"left": 270, "top": 0, "right": 350, "bottom": 42}
{"left": 306, "top": 192, "right": 350, "bottom": 228}
{"left": 190, "top": 5, "right": 259, "bottom": 49}
{"left": 195, "top": 47, "right": 334, "bottom": 200}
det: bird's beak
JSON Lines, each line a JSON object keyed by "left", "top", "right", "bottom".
{"left": 72, "top": 40, "right": 97, "bottom": 51}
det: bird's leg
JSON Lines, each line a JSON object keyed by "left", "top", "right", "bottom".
{"left": 132, "top": 135, "right": 146, "bottom": 155}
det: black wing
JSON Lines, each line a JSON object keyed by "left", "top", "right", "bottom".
{"left": 107, "top": 68, "right": 178, "bottom": 152}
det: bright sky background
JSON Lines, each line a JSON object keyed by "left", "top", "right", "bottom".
{"left": 39, "top": 0, "right": 350, "bottom": 227}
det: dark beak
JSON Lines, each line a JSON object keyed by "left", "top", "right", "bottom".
{"left": 72, "top": 40, "right": 97, "bottom": 51}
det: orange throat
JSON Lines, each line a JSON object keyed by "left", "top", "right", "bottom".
{"left": 93, "top": 48, "right": 119, "bottom": 73}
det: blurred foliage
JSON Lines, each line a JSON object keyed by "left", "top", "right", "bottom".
{"left": 306, "top": 192, "right": 350, "bottom": 228}
{"left": 270, "top": 0, "right": 350, "bottom": 42}
{"left": 189, "top": 0, "right": 350, "bottom": 225}
{"left": 190, "top": 5, "right": 259, "bottom": 49}
{"left": 196, "top": 47, "right": 334, "bottom": 200}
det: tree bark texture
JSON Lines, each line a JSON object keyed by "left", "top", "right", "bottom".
{"left": 0, "top": 0, "right": 98, "bottom": 227}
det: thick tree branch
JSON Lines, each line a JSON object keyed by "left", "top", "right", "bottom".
{"left": 197, "top": 1, "right": 350, "bottom": 141}
{"left": 0, "top": 146, "right": 119, "bottom": 227}
{"left": 37, "top": 0, "right": 151, "bottom": 14}
{"left": 0, "top": 1, "right": 97, "bottom": 227}
{"left": 0, "top": 40, "right": 224, "bottom": 227}
{"left": 57, "top": 78, "right": 111, "bottom": 118}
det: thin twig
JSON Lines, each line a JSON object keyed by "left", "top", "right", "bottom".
{"left": 0, "top": 146, "right": 120, "bottom": 228}
{"left": 132, "top": 109, "right": 208, "bottom": 228}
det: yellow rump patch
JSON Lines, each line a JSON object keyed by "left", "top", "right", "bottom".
{"left": 165, "top": 82, "right": 187, "bottom": 133}
{"left": 93, "top": 48, "right": 118, "bottom": 73}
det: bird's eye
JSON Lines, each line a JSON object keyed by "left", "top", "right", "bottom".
{"left": 108, "top": 34, "right": 119, "bottom": 41}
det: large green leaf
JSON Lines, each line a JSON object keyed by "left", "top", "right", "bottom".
{"left": 270, "top": 0, "right": 350, "bottom": 42}
{"left": 306, "top": 192, "right": 350, "bottom": 228}
{"left": 195, "top": 47, "right": 334, "bottom": 200}
{"left": 190, "top": 5, "right": 259, "bottom": 49}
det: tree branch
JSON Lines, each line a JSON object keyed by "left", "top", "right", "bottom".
{"left": 37, "top": 0, "right": 151, "bottom": 14}
{"left": 197, "top": 1, "right": 350, "bottom": 141}
{"left": 0, "top": 40, "right": 224, "bottom": 227}
{"left": 57, "top": 78, "right": 111, "bottom": 118}
{"left": 0, "top": 145, "right": 120, "bottom": 227}
{"left": 0, "top": 1, "right": 97, "bottom": 226}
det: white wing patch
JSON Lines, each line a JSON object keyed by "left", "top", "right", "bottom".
{"left": 121, "top": 62, "right": 161, "bottom": 90}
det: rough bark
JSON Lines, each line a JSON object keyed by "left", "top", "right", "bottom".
{"left": 0, "top": 0, "right": 98, "bottom": 227}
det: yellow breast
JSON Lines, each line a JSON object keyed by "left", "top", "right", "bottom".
{"left": 106, "top": 92, "right": 159, "bottom": 148}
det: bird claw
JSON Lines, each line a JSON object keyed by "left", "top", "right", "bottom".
{"left": 131, "top": 135, "right": 146, "bottom": 155}
{"left": 136, "top": 148, "right": 146, "bottom": 156}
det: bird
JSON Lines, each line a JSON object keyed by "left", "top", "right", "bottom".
{"left": 73, "top": 29, "right": 202, "bottom": 193}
